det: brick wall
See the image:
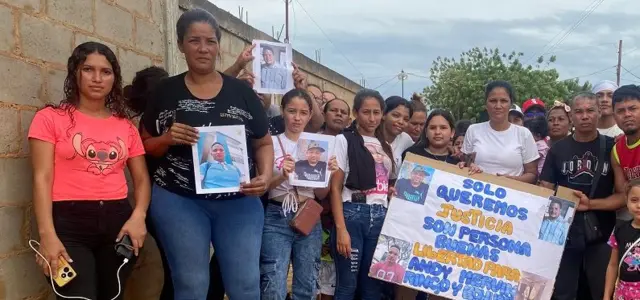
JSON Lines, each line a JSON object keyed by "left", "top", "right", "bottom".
{"left": 0, "top": 0, "right": 165, "bottom": 299}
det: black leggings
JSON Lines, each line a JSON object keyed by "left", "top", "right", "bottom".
{"left": 147, "top": 214, "right": 225, "bottom": 300}
{"left": 51, "top": 200, "right": 136, "bottom": 300}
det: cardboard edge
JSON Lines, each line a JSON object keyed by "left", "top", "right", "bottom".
{"left": 404, "top": 153, "right": 555, "bottom": 198}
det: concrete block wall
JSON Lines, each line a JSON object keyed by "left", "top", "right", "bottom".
{"left": 0, "top": 0, "right": 166, "bottom": 299}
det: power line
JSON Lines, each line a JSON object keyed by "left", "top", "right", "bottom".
{"left": 525, "top": 0, "right": 603, "bottom": 64}
{"left": 540, "top": 42, "right": 616, "bottom": 56}
{"left": 622, "top": 66, "right": 640, "bottom": 81}
{"left": 293, "top": 0, "right": 365, "bottom": 78}
{"left": 544, "top": 0, "right": 604, "bottom": 55}
{"left": 372, "top": 75, "right": 398, "bottom": 90}
{"left": 381, "top": 79, "right": 401, "bottom": 95}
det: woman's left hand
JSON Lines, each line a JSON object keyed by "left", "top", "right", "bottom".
{"left": 328, "top": 156, "right": 338, "bottom": 172}
{"left": 292, "top": 63, "right": 307, "bottom": 90}
{"left": 241, "top": 175, "right": 269, "bottom": 196}
{"left": 117, "top": 212, "right": 147, "bottom": 257}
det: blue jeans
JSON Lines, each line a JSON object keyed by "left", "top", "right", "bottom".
{"left": 330, "top": 202, "right": 386, "bottom": 300}
{"left": 260, "top": 203, "right": 322, "bottom": 300}
{"left": 149, "top": 185, "right": 264, "bottom": 300}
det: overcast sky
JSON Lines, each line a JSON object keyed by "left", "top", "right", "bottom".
{"left": 212, "top": 0, "right": 640, "bottom": 99}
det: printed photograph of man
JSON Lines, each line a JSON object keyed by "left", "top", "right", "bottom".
{"left": 538, "top": 197, "right": 572, "bottom": 246}
{"left": 395, "top": 165, "right": 431, "bottom": 205}
{"left": 294, "top": 141, "right": 328, "bottom": 182}
{"left": 370, "top": 244, "right": 406, "bottom": 284}
{"left": 260, "top": 45, "right": 288, "bottom": 90}
{"left": 199, "top": 141, "right": 241, "bottom": 189}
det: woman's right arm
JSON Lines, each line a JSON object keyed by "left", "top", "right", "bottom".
{"left": 603, "top": 246, "right": 619, "bottom": 300}
{"left": 31, "top": 139, "right": 71, "bottom": 275}
{"left": 140, "top": 123, "right": 171, "bottom": 157}
{"left": 330, "top": 169, "right": 351, "bottom": 257}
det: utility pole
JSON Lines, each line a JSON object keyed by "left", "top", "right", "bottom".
{"left": 398, "top": 70, "right": 408, "bottom": 98}
{"left": 617, "top": 39, "right": 623, "bottom": 86}
{"left": 284, "top": 0, "right": 290, "bottom": 43}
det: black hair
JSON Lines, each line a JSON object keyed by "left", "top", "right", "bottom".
{"left": 524, "top": 118, "right": 549, "bottom": 140}
{"left": 46, "top": 42, "right": 127, "bottom": 136}
{"left": 455, "top": 120, "right": 472, "bottom": 136}
{"left": 176, "top": 8, "right": 221, "bottom": 44}
{"left": 384, "top": 96, "right": 413, "bottom": 117}
{"left": 550, "top": 199, "right": 562, "bottom": 207}
{"left": 280, "top": 88, "right": 313, "bottom": 111}
{"left": 323, "top": 98, "right": 350, "bottom": 114}
{"left": 262, "top": 45, "right": 274, "bottom": 54}
{"left": 613, "top": 84, "right": 640, "bottom": 107}
{"left": 124, "top": 66, "right": 169, "bottom": 117}
{"left": 390, "top": 244, "right": 401, "bottom": 251}
{"left": 485, "top": 80, "right": 515, "bottom": 104}
{"left": 352, "top": 89, "right": 395, "bottom": 173}
{"left": 414, "top": 109, "right": 456, "bottom": 151}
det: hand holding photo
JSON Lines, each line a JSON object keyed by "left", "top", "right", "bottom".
{"left": 289, "top": 133, "right": 335, "bottom": 188}
{"left": 252, "top": 40, "right": 294, "bottom": 95}
{"left": 191, "top": 125, "right": 250, "bottom": 194}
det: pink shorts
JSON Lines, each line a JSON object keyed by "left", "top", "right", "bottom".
{"left": 615, "top": 280, "right": 640, "bottom": 299}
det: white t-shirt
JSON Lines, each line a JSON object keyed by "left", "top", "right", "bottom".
{"left": 269, "top": 134, "right": 314, "bottom": 200}
{"left": 462, "top": 122, "right": 540, "bottom": 176}
{"left": 335, "top": 134, "right": 393, "bottom": 207}
{"left": 598, "top": 124, "right": 623, "bottom": 138}
{"left": 391, "top": 132, "right": 415, "bottom": 177}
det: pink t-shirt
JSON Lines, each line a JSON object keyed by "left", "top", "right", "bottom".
{"left": 28, "top": 107, "right": 145, "bottom": 201}
{"left": 370, "top": 262, "right": 406, "bottom": 284}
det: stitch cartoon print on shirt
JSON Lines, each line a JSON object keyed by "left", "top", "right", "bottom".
{"left": 71, "top": 133, "right": 127, "bottom": 175}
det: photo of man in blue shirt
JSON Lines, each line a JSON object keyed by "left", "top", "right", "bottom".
{"left": 538, "top": 198, "right": 570, "bottom": 246}
{"left": 394, "top": 165, "right": 430, "bottom": 205}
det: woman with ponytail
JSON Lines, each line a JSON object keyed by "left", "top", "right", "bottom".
{"left": 330, "top": 89, "right": 395, "bottom": 299}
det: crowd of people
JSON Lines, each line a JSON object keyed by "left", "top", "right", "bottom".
{"left": 25, "top": 7, "right": 640, "bottom": 300}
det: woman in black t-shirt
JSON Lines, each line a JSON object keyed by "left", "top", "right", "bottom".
{"left": 140, "top": 9, "right": 273, "bottom": 299}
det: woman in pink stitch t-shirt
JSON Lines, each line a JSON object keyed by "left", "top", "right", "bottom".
{"left": 28, "top": 42, "right": 150, "bottom": 299}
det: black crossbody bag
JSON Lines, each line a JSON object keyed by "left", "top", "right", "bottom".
{"left": 583, "top": 134, "right": 606, "bottom": 244}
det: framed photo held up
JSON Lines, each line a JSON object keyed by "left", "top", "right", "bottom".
{"left": 252, "top": 39, "right": 294, "bottom": 95}
{"left": 191, "top": 125, "right": 250, "bottom": 194}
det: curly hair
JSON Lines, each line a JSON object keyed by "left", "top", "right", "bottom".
{"left": 124, "top": 66, "right": 169, "bottom": 117}
{"left": 46, "top": 42, "right": 128, "bottom": 135}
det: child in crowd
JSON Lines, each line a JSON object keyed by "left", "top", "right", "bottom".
{"left": 524, "top": 118, "right": 550, "bottom": 176}
{"left": 604, "top": 179, "right": 640, "bottom": 300}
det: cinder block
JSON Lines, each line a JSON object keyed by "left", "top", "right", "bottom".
{"left": 0, "top": 56, "right": 43, "bottom": 106}
{"left": 0, "top": 5, "right": 14, "bottom": 53}
{"left": 0, "top": 252, "right": 49, "bottom": 299}
{"left": 20, "top": 14, "right": 73, "bottom": 65}
{"left": 95, "top": 1, "right": 134, "bottom": 45}
{"left": 0, "top": 158, "right": 33, "bottom": 206}
{"left": 20, "top": 109, "right": 36, "bottom": 154}
{"left": 47, "top": 0, "right": 93, "bottom": 31}
{"left": 45, "top": 68, "right": 66, "bottom": 105}
{"left": 0, "top": 107, "right": 20, "bottom": 154}
{"left": 135, "top": 18, "right": 164, "bottom": 56}
{"left": 4, "top": 0, "right": 41, "bottom": 12}
{"left": 116, "top": 0, "right": 149, "bottom": 17}
{"left": 118, "top": 48, "right": 152, "bottom": 84}
{"left": 0, "top": 207, "right": 26, "bottom": 255}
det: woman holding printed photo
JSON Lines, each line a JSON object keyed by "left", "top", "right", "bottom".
{"left": 262, "top": 89, "right": 337, "bottom": 299}
{"left": 140, "top": 9, "right": 273, "bottom": 299}
{"left": 331, "top": 89, "right": 395, "bottom": 299}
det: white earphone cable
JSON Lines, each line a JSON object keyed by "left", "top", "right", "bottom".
{"left": 29, "top": 240, "right": 128, "bottom": 300}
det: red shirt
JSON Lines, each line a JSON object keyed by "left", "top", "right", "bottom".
{"left": 370, "top": 261, "right": 406, "bottom": 284}
{"left": 28, "top": 107, "right": 145, "bottom": 201}
{"left": 613, "top": 135, "right": 640, "bottom": 181}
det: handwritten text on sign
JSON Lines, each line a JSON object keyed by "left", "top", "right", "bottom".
{"left": 370, "top": 154, "right": 575, "bottom": 300}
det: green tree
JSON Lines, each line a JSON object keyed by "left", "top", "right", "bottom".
{"left": 423, "top": 47, "right": 592, "bottom": 121}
